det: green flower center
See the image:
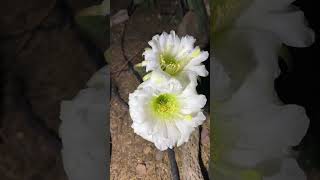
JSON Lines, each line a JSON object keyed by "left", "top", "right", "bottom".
{"left": 158, "top": 47, "right": 202, "bottom": 76}
{"left": 151, "top": 93, "right": 180, "bottom": 120}
{"left": 159, "top": 53, "right": 181, "bottom": 76}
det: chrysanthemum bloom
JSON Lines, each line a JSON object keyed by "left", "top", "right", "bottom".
{"left": 129, "top": 75, "right": 207, "bottom": 151}
{"left": 211, "top": 0, "right": 314, "bottom": 179}
{"left": 141, "top": 31, "right": 209, "bottom": 87}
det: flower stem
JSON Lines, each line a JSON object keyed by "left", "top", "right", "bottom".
{"left": 167, "top": 148, "right": 180, "bottom": 180}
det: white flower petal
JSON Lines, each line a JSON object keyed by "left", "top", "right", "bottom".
{"left": 191, "top": 111, "right": 207, "bottom": 127}
{"left": 180, "top": 94, "right": 207, "bottom": 114}
{"left": 59, "top": 66, "right": 109, "bottom": 180}
{"left": 264, "top": 158, "right": 306, "bottom": 180}
{"left": 237, "top": 2, "right": 315, "bottom": 47}
{"left": 211, "top": 59, "right": 233, "bottom": 103}
{"left": 129, "top": 74, "right": 206, "bottom": 150}
{"left": 175, "top": 120, "right": 195, "bottom": 146}
{"left": 141, "top": 31, "right": 208, "bottom": 87}
{"left": 212, "top": 0, "right": 313, "bottom": 178}
{"left": 225, "top": 148, "right": 274, "bottom": 168}
{"left": 185, "top": 51, "right": 209, "bottom": 67}
{"left": 186, "top": 65, "right": 209, "bottom": 77}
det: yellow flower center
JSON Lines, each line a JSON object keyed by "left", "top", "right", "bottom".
{"left": 151, "top": 93, "right": 180, "bottom": 120}
{"left": 159, "top": 54, "right": 181, "bottom": 76}
{"left": 158, "top": 47, "right": 202, "bottom": 76}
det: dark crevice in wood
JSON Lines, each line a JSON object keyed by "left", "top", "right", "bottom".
{"left": 120, "top": 22, "right": 144, "bottom": 83}
{"left": 198, "top": 126, "right": 209, "bottom": 180}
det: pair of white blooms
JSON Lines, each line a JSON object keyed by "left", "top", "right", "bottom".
{"left": 129, "top": 31, "right": 209, "bottom": 151}
{"left": 212, "top": 0, "right": 314, "bottom": 179}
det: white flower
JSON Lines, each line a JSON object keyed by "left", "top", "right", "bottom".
{"left": 211, "top": 0, "right": 314, "bottom": 179}
{"left": 212, "top": 54, "right": 310, "bottom": 178}
{"left": 236, "top": 0, "right": 315, "bottom": 47}
{"left": 129, "top": 73, "right": 207, "bottom": 151}
{"left": 60, "top": 66, "right": 109, "bottom": 180}
{"left": 213, "top": 0, "right": 315, "bottom": 97}
{"left": 141, "top": 31, "right": 209, "bottom": 86}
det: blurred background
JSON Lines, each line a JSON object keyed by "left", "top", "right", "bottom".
{"left": 275, "top": 1, "right": 320, "bottom": 179}
{"left": 0, "top": 0, "right": 107, "bottom": 179}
